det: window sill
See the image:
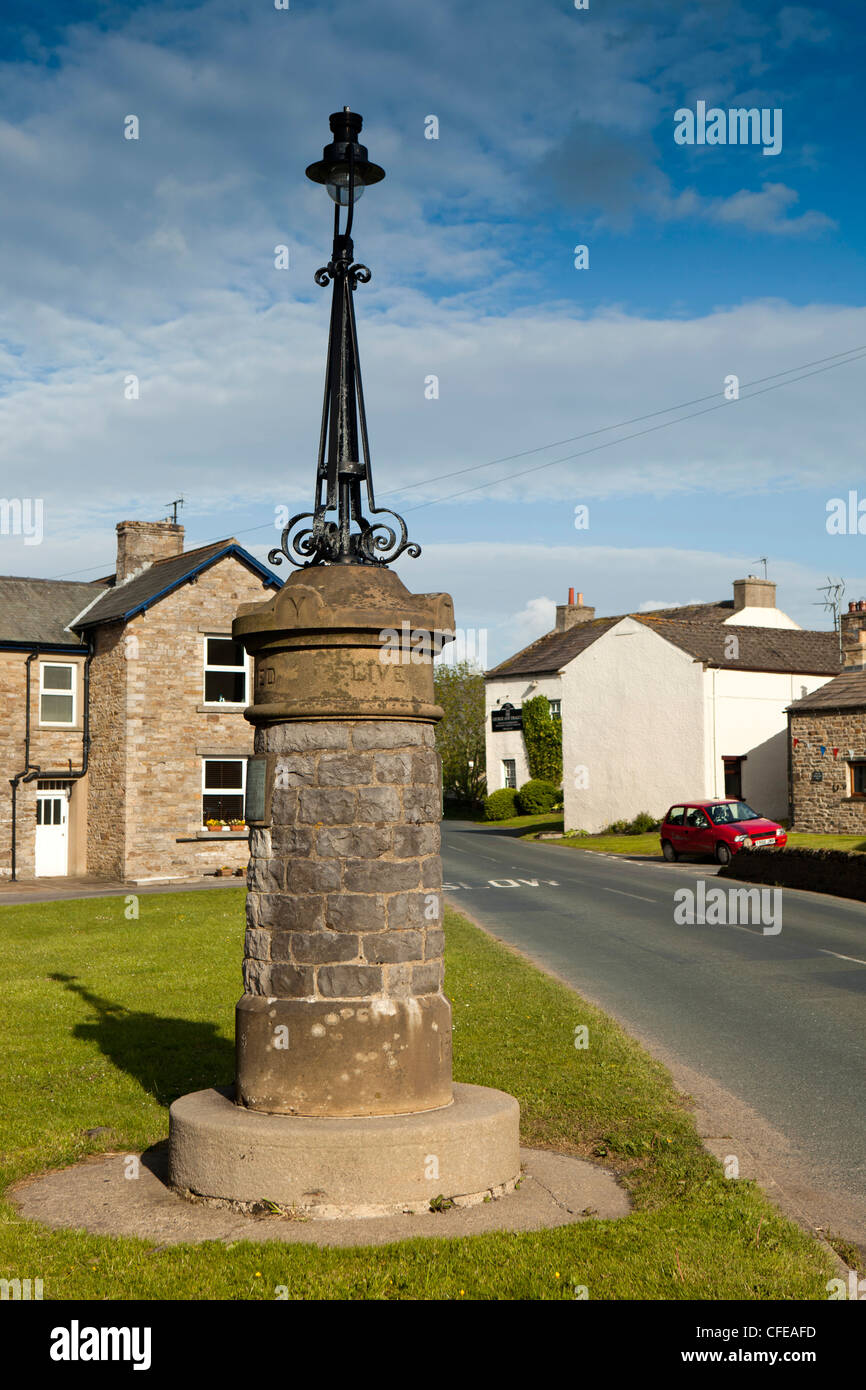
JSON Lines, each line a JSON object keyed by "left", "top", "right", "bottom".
{"left": 194, "top": 830, "right": 249, "bottom": 839}
{"left": 197, "top": 704, "right": 247, "bottom": 714}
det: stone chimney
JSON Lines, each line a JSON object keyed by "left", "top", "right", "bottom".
{"left": 841, "top": 600, "right": 866, "bottom": 668}
{"left": 733, "top": 575, "right": 776, "bottom": 611}
{"left": 115, "top": 520, "right": 184, "bottom": 582}
{"left": 555, "top": 586, "right": 595, "bottom": 633}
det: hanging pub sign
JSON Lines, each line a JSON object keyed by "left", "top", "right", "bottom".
{"left": 491, "top": 702, "right": 523, "bottom": 731}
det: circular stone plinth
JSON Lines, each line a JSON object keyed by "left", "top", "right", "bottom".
{"left": 9, "top": 1145, "right": 631, "bottom": 1248}
{"left": 168, "top": 1082, "right": 520, "bottom": 1218}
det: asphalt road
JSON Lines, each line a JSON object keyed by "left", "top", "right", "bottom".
{"left": 443, "top": 820, "right": 866, "bottom": 1249}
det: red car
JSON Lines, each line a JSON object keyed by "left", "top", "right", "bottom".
{"left": 660, "top": 799, "right": 787, "bottom": 866}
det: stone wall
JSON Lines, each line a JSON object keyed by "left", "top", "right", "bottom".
{"left": 236, "top": 716, "right": 450, "bottom": 1116}
{"left": 790, "top": 708, "right": 866, "bottom": 833}
{"left": 245, "top": 719, "right": 443, "bottom": 999}
{"left": 88, "top": 556, "right": 274, "bottom": 882}
{"left": 87, "top": 625, "right": 128, "bottom": 879}
{"left": 719, "top": 846, "right": 866, "bottom": 901}
{"left": 0, "top": 650, "right": 89, "bottom": 878}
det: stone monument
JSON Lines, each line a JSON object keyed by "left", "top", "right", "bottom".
{"left": 168, "top": 109, "right": 519, "bottom": 1217}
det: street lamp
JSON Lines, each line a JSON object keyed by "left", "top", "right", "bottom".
{"left": 270, "top": 107, "right": 418, "bottom": 570}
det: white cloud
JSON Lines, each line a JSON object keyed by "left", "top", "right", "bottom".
{"left": 511, "top": 596, "right": 557, "bottom": 650}
{"left": 707, "top": 183, "right": 835, "bottom": 237}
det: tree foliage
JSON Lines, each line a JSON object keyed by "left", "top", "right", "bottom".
{"left": 434, "top": 661, "right": 487, "bottom": 801}
{"left": 521, "top": 695, "right": 562, "bottom": 783}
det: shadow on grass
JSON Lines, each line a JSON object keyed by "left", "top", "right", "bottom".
{"left": 48, "top": 973, "right": 234, "bottom": 1108}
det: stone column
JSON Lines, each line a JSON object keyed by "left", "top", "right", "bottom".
{"left": 233, "top": 562, "right": 454, "bottom": 1117}
{"left": 168, "top": 560, "right": 520, "bottom": 1215}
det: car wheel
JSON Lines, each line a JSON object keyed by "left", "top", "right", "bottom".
{"left": 715, "top": 842, "right": 732, "bottom": 866}
{"left": 662, "top": 840, "right": 678, "bottom": 862}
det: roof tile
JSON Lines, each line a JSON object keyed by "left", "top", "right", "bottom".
{"left": 487, "top": 602, "right": 839, "bottom": 678}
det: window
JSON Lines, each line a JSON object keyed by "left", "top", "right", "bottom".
{"left": 36, "top": 797, "right": 64, "bottom": 826}
{"left": 686, "top": 807, "right": 709, "bottom": 829}
{"left": 39, "top": 663, "right": 75, "bottom": 726}
{"left": 203, "top": 636, "right": 247, "bottom": 705}
{"left": 502, "top": 759, "right": 517, "bottom": 790}
{"left": 667, "top": 806, "right": 685, "bottom": 826}
{"left": 202, "top": 759, "right": 246, "bottom": 824}
{"left": 549, "top": 699, "right": 561, "bottom": 718}
{"left": 850, "top": 762, "right": 866, "bottom": 798}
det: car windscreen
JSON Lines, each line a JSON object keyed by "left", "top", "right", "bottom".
{"left": 706, "top": 802, "right": 761, "bottom": 825}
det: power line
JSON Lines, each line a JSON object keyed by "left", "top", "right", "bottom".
{"left": 41, "top": 342, "right": 866, "bottom": 578}
{"left": 403, "top": 348, "right": 866, "bottom": 512}
{"left": 383, "top": 343, "right": 866, "bottom": 499}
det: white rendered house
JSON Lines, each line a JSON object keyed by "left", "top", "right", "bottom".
{"left": 485, "top": 578, "right": 839, "bottom": 830}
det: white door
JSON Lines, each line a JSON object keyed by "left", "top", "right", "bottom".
{"left": 35, "top": 791, "right": 69, "bottom": 876}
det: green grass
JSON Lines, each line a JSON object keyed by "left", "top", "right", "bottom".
{"left": 554, "top": 831, "right": 660, "bottom": 855}
{"left": 0, "top": 890, "right": 833, "bottom": 1300}
{"left": 545, "top": 829, "right": 866, "bottom": 859}
{"left": 785, "top": 833, "right": 866, "bottom": 853}
{"left": 482, "top": 812, "right": 564, "bottom": 831}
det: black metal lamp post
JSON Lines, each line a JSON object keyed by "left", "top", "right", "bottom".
{"left": 270, "top": 108, "right": 419, "bottom": 570}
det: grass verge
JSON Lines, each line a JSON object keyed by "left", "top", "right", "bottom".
{"left": 538, "top": 829, "right": 866, "bottom": 858}
{"left": 0, "top": 890, "right": 832, "bottom": 1300}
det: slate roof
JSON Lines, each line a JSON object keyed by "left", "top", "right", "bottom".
{"left": 71, "top": 540, "right": 280, "bottom": 629}
{"left": 486, "top": 617, "right": 620, "bottom": 678}
{"left": 641, "top": 617, "right": 840, "bottom": 676}
{"left": 0, "top": 578, "right": 106, "bottom": 647}
{"left": 488, "top": 603, "right": 840, "bottom": 679}
{"left": 787, "top": 667, "right": 866, "bottom": 711}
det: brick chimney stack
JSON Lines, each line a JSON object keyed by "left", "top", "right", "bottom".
{"left": 733, "top": 575, "right": 776, "bottom": 611}
{"left": 115, "top": 519, "right": 184, "bottom": 582}
{"left": 841, "top": 599, "right": 866, "bottom": 668}
{"left": 555, "top": 587, "right": 595, "bottom": 633}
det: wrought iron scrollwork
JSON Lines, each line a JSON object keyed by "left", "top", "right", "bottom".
{"left": 271, "top": 210, "right": 419, "bottom": 569}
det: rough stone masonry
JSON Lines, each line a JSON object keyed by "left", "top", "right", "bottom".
{"left": 232, "top": 561, "right": 456, "bottom": 1118}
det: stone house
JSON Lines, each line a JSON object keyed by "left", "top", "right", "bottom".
{"left": 485, "top": 577, "right": 840, "bottom": 831}
{"left": 1, "top": 519, "right": 280, "bottom": 881}
{"left": 787, "top": 601, "right": 866, "bottom": 832}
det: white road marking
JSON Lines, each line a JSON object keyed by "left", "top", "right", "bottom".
{"left": 819, "top": 948, "right": 866, "bottom": 966}
{"left": 599, "top": 887, "right": 657, "bottom": 904}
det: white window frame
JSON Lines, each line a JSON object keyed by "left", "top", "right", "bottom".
{"left": 202, "top": 634, "right": 249, "bottom": 707}
{"left": 39, "top": 662, "right": 76, "bottom": 727}
{"left": 502, "top": 758, "right": 517, "bottom": 790}
{"left": 201, "top": 757, "right": 247, "bottom": 827}
{"left": 549, "top": 698, "right": 561, "bottom": 718}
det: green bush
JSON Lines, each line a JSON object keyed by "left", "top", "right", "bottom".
{"left": 515, "top": 779, "right": 560, "bottom": 815}
{"left": 483, "top": 788, "right": 519, "bottom": 821}
{"left": 603, "top": 812, "right": 661, "bottom": 835}
{"left": 628, "top": 811, "right": 660, "bottom": 834}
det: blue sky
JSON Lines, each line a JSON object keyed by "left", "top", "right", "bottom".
{"left": 0, "top": 0, "right": 864, "bottom": 662}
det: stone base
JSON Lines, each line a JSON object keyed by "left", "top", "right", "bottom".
{"left": 236, "top": 992, "right": 452, "bottom": 1117}
{"left": 169, "top": 1082, "right": 519, "bottom": 1218}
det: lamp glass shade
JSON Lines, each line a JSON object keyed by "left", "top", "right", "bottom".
{"left": 326, "top": 167, "right": 365, "bottom": 204}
